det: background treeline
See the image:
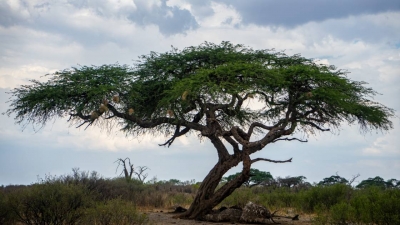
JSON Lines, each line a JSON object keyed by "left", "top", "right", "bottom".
{"left": 1, "top": 168, "right": 399, "bottom": 225}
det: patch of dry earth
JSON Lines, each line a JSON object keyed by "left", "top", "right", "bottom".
{"left": 144, "top": 209, "right": 313, "bottom": 225}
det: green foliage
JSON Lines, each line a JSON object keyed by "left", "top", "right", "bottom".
{"left": 1, "top": 171, "right": 399, "bottom": 225}
{"left": 318, "top": 175, "right": 348, "bottom": 186}
{"left": 6, "top": 41, "right": 394, "bottom": 138}
{"left": 7, "top": 182, "right": 91, "bottom": 225}
{"left": 167, "top": 192, "right": 194, "bottom": 206}
{"left": 356, "top": 176, "right": 399, "bottom": 189}
{"left": 222, "top": 168, "right": 273, "bottom": 187}
{"left": 167, "top": 179, "right": 182, "bottom": 185}
{"left": 298, "top": 184, "right": 352, "bottom": 212}
{"left": 220, "top": 187, "right": 253, "bottom": 207}
{"left": 83, "top": 198, "right": 148, "bottom": 225}
{"left": 328, "top": 202, "right": 356, "bottom": 225}
{"left": 277, "top": 175, "right": 308, "bottom": 188}
{"left": 349, "top": 187, "right": 400, "bottom": 224}
{"left": 0, "top": 191, "right": 14, "bottom": 224}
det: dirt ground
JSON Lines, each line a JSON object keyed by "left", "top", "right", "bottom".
{"left": 144, "top": 209, "right": 313, "bottom": 225}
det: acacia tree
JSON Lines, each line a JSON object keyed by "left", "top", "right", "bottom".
{"left": 6, "top": 42, "right": 394, "bottom": 219}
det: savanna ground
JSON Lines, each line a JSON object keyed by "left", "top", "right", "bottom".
{"left": 1, "top": 169, "right": 399, "bottom": 224}
{"left": 145, "top": 208, "right": 313, "bottom": 224}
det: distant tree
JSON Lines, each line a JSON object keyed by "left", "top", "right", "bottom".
{"left": 318, "top": 174, "right": 349, "bottom": 186}
{"left": 6, "top": 42, "right": 394, "bottom": 219}
{"left": 385, "top": 178, "right": 400, "bottom": 189}
{"left": 357, "top": 176, "right": 400, "bottom": 189}
{"left": 223, "top": 168, "right": 273, "bottom": 187}
{"left": 115, "top": 158, "right": 149, "bottom": 183}
{"left": 277, "top": 176, "right": 307, "bottom": 188}
{"left": 115, "top": 158, "right": 134, "bottom": 182}
{"left": 134, "top": 166, "right": 149, "bottom": 183}
{"left": 168, "top": 179, "right": 182, "bottom": 185}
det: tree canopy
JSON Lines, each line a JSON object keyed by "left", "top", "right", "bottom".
{"left": 6, "top": 41, "right": 395, "bottom": 219}
{"left": 356, "top": 176, "right": 400, "bottom": 189}
{"left": 222, "top": 168, "right": 273, "bottom": 187}
{"left": 7, "top": 41, "right": 393, "bottom": 137}
{"left": 318, "top": 175, "right": 349, "bottom": 186}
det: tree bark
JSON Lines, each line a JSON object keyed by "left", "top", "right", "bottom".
{"left": 178, "top": 146, "right": 252, "bottom": 220}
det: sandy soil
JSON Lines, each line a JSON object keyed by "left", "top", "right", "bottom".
{"left": 144, "top": 209, "right": 313, "bottom": 225}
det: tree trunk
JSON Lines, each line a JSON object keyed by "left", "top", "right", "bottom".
{"left": 178, "top": 150, "right": 252, "bottom": 220}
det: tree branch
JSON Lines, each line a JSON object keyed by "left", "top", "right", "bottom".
{"left": 248, "top": 122, "right": 274, "bottom": 137}
{"left": 272, "top": 137, "right": 308, "bottom": 143}
{"left": 159, "top": 108, "right": 204, "bottom": 147}
{"left": 302, "top": 121, "right": 330, "bottom": 131}
{"left": 222, "top": 135, "right": 241, "bottom": 155}
{"left": 159, "top": 125, "right": 190, "bottom": 147}
{"left": 251, "top": 157, "right": 292, "bottom": 164}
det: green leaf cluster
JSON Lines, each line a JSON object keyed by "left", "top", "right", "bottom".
{"left": 6, "top": 41, "right": 394, "bottom": 137}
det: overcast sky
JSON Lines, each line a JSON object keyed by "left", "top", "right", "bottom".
{"left": 1, "top": 0, "right": 399, "bottom": 186}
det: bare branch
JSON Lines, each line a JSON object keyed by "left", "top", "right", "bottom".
{"left": 272, "top": 137, "right": 308, "bottom": 143}
{"left": 159, "top": 125, "right": 187, "bottom": 147}
{"left": 231, "top": 126, "right": 250, "bottom": 145}
{"left": 302, "top": 121, "right": 330, "bottom": 131}
{"left": 114, "top": 157, "right": 134, "bottom": 180}
{"left": 248, "top": 122, "right": 274, "bottom": 137}
{"left": 251, "top": 157, "right": 292, "bottom": 164}
{"left": 348, "top": 173, "right": 360, "bottom": 185}
{"left": 84, "top": 120, "right": 94, "bottom": 130}
{"left": 134, "top": 166, "right": 150, "bottom": 183}
{"left": 222, "top": 135, "right": 241, "bottom": 155}
{"left": 160, "top": 108, "right": 204, "bottom": 147}
{"left": 76, "top": 120, "right": 89, "bottom": 128}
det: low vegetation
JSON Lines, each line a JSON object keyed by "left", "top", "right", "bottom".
{"left": 1, "top": 169, "right": 399, "bottom": 224}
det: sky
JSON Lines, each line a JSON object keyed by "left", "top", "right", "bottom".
{"left": 0, "top": 0, "right": 399, "bottom": 186}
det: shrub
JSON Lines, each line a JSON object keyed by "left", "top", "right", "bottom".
{"left": 220, "top": 187, "right": 253, "bottom": 207}
{"left": 167, "top": 192, "right": 194, "bottom": 207}
{"left": 329, "top": 202, "right": 355, "bottom": 225}
{"left": 0, "top": 191, "right": 14, "bottom": 224}
{"left": 7, "top": 183, "right": 91, "bottom": 224}
{"left": 83, "top": 198, "right": 148, "bottom": 225}
{"left": 298, "top": 184, "right": 351, "bottom": 212}
{"left": 350, "top": 187, "right": 400, "bottom": 224}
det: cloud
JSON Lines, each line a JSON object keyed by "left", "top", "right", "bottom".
{"left": 0, "top": 0, "right": 198, "bottom": 37}
{"left": 362, "top": 127, "right": 400, "bottom": 156}
{"left": 218, "top": 0, "right": 400, "bottom": 27}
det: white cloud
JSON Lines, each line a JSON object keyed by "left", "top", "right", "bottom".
{"left": 362, "top": 128, "right": 400, "bottom": 156}
{"left": 198, "top": 2, "right": 242, "bottom": 28}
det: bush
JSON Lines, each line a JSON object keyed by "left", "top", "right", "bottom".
{"left": 312, "top": 186, "right": 400, "bottom": 225}
{"left": 0, "top": 191, "right": 14, "bottom": 224}
{"left": 220, "top": 187, "right": 253, "bottom": 207}
{"left": 83, "top": 198, "right": 148, "bottom": 225}
{"left": 350, "top": 187, "right": 400, "bottom": 224}
{"left": 7, "top": 183, "right": 91, "bottom": 224}
{"left": 298, "top": 184, "right": 352, "bottom": 212}
{"left": 329, "top": 202, "right": 355, "bottom": 225}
